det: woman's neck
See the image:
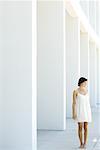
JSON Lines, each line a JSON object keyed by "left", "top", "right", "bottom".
{"left": 79, "top": 86, "right": 87, "bottom": 92}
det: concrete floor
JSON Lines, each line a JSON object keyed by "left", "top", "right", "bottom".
{"left": 37, "top": 107, "right": 100, "bottom": 150}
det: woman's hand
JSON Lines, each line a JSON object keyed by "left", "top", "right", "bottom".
{"left": 72, "top": 113, "right": 77, "bottom": 120}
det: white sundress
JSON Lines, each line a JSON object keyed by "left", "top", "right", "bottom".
{"left": 75, "top": 92, "right": 92, "bottom": 123}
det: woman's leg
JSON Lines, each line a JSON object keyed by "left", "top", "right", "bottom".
{"left": 78, "top": 122, "right": 83, "bottom": 147}
{"left": 83, "top": 122, "right": 88, "bottom": 146}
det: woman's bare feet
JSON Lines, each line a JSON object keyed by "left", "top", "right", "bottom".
{"left": 83, "top": 143, "right": 87, "bottom": 149}
{"left": 78, "top": 144, "right": 84, "bottom": 149}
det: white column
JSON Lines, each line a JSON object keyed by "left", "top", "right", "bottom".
{"left": 80, "top": 33, "right": 89, "bottom": 91}
{"left": 37, "top": 1, "right": 66, "bottom": 130}
{"left": 32, "top": 0, "right": 37, "bottom": 149}
{"left": 65, "top": 11, "right": 80, "bottom": 117}
{"left": 89, "top": 42, "right": 97, "bottom": 107}
{"left": 97, "top": 49, "right": 100, "bottom": 106}
{"left": 0, "top": 1, "right": 32, "bottom": 149}
{"left": 96, "top": 2, "right": 100, "bottom": 106}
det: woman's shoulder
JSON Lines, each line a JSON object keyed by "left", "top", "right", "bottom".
{"left": 73, "top": 88, "right": 79, "bottom": 95}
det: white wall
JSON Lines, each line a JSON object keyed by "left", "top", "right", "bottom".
{"left": 80, "top": 0, "right": 89, "bottom": 18}
{"left": 65, "top": 11, "right": 80, "bottom": 117}
{"left": 37, "top": 1, "right": 66, "bottom": 130}
{"left": 0, "top": 1, "right": 32, "bottom": 150}
{"left": 89, "top": 1, "right": 96, "bottom": 31}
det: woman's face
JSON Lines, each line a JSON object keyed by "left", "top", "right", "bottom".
{"left": 81, "top": 81, "right": 88, "bottom": 87}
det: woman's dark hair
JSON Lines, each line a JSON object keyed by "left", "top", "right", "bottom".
{"left": 78, "top": 77, "right": 88, "bottom": 86}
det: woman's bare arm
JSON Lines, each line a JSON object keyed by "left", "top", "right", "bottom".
{"left": 72, "top": 90, "right": 77, "bottom": 119}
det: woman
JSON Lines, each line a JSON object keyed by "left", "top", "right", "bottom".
{"left": 72, "top": 77, "right": 92, "bottom": 149}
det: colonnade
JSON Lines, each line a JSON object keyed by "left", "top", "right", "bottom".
{"left": 37, "top": 0, "right": 100, "bottom": 129}
{"left": 34, "top": 0, "right": 100, "bottom": 150}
